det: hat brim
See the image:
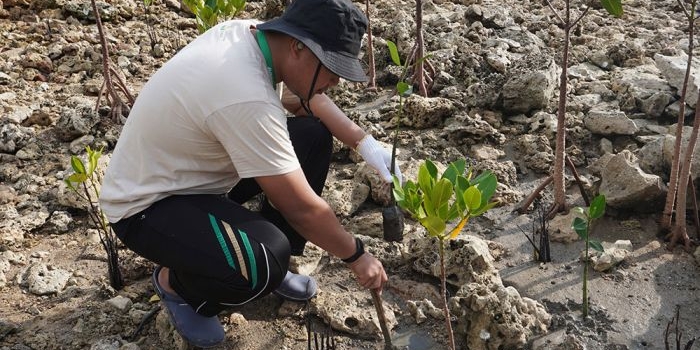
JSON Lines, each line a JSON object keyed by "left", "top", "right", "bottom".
{"left": 258, "top": 19, "right": 368, "bottom": 83}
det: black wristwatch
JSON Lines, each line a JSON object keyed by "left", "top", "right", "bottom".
{"left": 341, "top": 237, "right": 365, "bottom": 263}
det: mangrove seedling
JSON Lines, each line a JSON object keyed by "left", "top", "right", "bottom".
{"left": 393, "top": 159, "right": 498, "bottom": 350}
{"left": 90, "top": 0, "right": 135, "bottom": 123}
{"left": 518, "top": 0, "right": 622, "bottom": 217}
{"left": 380, "top": 40, "right": 415, "bottom": 242}
{"left": 65, "top": 146, "right": 123, "bottom": 290}
{"left": 661, "top": 0, "right": 700, "bottom": 249}
{"left": 382, "top": 40, "right": 432, "bottom": 242}
{"left": 572, "top": 194, "right": 606, "bottom": 318}
{"left": 182, "top": 0, "right": 246, "bottom": 33}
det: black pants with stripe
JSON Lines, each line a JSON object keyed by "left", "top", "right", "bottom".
{"left": 112, "top": 116, "right": 333, "bottom": 316}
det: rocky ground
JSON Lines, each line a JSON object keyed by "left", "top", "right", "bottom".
{"left": 1, "top": 0, "right": 700, "bottom": 349}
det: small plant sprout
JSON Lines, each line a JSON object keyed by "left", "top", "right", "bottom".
{"left": 393, "top": 159, "right": 498, "bottom": 350}
{"left": 381, "top": 40, "right": 430, "bottom": 242}
{"left": 385, "top": 40, "right": 431, "bottom": 184}
{"left": 182, "top": 0, "right": 247, "bottom": 33}
{"left": 65, "top": 146, "right": 123, "bottom": 290}
{"left": 572, "top": 194, "right": 606, "bottom": 318}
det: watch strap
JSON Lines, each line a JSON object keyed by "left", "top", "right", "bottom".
{"left": 341, "top": 237, "right": 365, "bottom": 263}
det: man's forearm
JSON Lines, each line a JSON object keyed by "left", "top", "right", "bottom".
{"left": 282, "top": 198, "right": 357, "bottom": 259}
{"left": 301, "top": 94, "right": 366, "bottom": 148}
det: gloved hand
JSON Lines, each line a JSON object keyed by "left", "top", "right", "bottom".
{"left": 356, "top": 135, "right": 403, "bottom": 184}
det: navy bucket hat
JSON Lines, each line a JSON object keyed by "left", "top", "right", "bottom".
{"left": 257, "top": 0, "right": 369, "bottom": 82}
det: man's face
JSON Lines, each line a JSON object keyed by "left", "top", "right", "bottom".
{"left": 287, "top": 42, "right": 340, "bottom": 99}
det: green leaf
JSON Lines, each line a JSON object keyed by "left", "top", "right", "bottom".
{"left": 589, "top": 194, "right": 606, "bottom": 220}
{"left": 232, "top": 0, "right": 246, "bottom": 10}
{"left": 67, "top": 173, "right": 88, "bottom": 184}
{"left": 573, "top": 207, "right": 586, "bottom": 216}
{"left": 455, "top": 175, "right": 469, "bottom": 194}
{"left": 419, "top": 215, "right": 446, "bottom": 237}
{"left": 64, "top": 179, "right": 77, "bottom": 192}
{"left": 144, "top": 0, "right": 153, "bottom": 6}
{"left": 425, "top": 160, "right": 438, "bottom": 179}
{"left": 573, "top": 217, "right": 588, "bottom": 240}
{"left": 417, "top": 163, "right": 434, "bottom": 195}
{"left": 442, "top": 161, "right": 460, "bottom": 186}
{"left": 392, "top": 175, "right": 402, "bottom": 191}
{"left": 437, "top": 202, "right": 450, "bottom": 221}
{"left": 474, "top": 172, "right": 497, "bottom": 205}
{"left": 414, "top": 53, "right": 433, "bottom": 67}
{"left": 599, "top": 0, "right": 623, "bottom": 17}
{"left": 463, "top": 186, "right": 481, "bottom": 212}
{"left": 392, "top": 186, "right": 405, "bottom": 203}
{"left": 88, "top": 149, "right": 101, "bottom": 176}
{"left": 397, "top": 81, "right": 412, "bottom": 97}
{"left": 470, "top": 201, "right": 497, "bottom": 216}
{"left": 589, "top": 240, "right": 605, "bottom": 253}
{"left": 70, "top": 156, "right": 86, "bottom": 175}
{"left": 431, "top": 179, "right": 454, "bottom": 208}
{"left": 386, "top": 40, "right": 402, "bottom": 67}
{"left": 446, "top": 203, "right": 461, "bottom": 222}
{"left": 452, "top": 159, "right": 466, "bottom": 175}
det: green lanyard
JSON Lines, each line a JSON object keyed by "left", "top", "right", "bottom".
{"left": 255, "top": 30, "right": 276, "bottom": 87}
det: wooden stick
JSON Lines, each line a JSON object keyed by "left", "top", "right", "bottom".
{"left": 370, "top": 289, "right": 393, "bottom": 349}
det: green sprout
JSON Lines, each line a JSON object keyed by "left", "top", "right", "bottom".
{"left": 182, "top": 0, "right": 247, "bottom": 33}
{"left": 572, "top": 194, "right": 606, "bottom": 318}
{"left": 65, "top": 146, "right": 123, "bottom": 290}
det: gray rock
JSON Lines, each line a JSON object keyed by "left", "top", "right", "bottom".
{"left": 502, "top": 54, "right": 559, "bottom": 114}
{"left": 18, "top": 263, "right": 72, "bottom": 295}
{"left": 404, "top": 96, "right": 455, "bottom": 129}
{"left": 322, "top": 179, "right": 370, "bottom": 217}
{"left": 655, "top": 52, "right": 700, "bottom": 107}
{"left": 89, "top": 337, "right": 121, "bottom": 350}
{"left": 640, "top": 91, "right": 673, "bottom": 118}
{"left": 63, "top": 1, "right": 118, "bottom": 21}
{"left": 106, "top": 295, "right": 133, "bottom": 313}
{"left": 568, "top": 62, "right": 607, "bottom": 81}
{"left": 0, "top": 123, "right": 33, "bottom": 154}
{"left": 311, "top": 289, "right": 396, "bottom": 339}
{"left": 611, "top": 65, "right": 673, "bottom": 114}
{"left": 47, "top": 210, "right": 72, "bottom": 233}
{"left": 599, "top": 150, "right": 666, "bottom": 211}
{"left": 584, "top": 107, "right": 638, "bottom": 135}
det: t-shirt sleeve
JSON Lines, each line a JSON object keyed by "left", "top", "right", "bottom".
{"left": 204, "top": 101, "right": 300, "bottom": 178}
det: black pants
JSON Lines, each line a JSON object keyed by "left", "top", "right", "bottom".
{"left": 112, "top": 116, "right": 333, "bottom": 316}
{"left": 227, "top": 116, "right": 333, "bottom": 255}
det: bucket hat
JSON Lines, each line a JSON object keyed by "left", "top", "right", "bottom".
{"left": 257, "top": 0, "right": 368, "bottom": 82}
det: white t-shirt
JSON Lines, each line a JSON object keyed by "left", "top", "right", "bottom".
{"left": 99, "top": 20, "right": 300, "bottom": 223}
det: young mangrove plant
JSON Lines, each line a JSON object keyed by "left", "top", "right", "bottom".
{"left": 90, "top": 0, "right": 135, "bottom": 123}
{"left": 393, "top": 159, "right": 498, "bottom": 350}
{"left": 65, "top": 146, "right": 123, "bottom": 290}
{"left": 380, "top": 40, "right": 417, "bottom": 242}
{"left": 572, "top": 194, "right": 606, "bottom": 318}
{"left": 182, "top": 0, "right": 246, "bottom": 33}
{"left": 660, "top": 0, "right": 699, "bottom": 249}
{"left": 364, "top": 0, "right": 377, "bottom": 90}
{"left": 518, "top": 0, "right": 622, "bottom": 217}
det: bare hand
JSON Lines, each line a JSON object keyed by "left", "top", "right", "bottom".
{"left": 347, "top": 252, "right": 387, "bottom": 291}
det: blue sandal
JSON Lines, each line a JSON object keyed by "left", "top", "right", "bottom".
{"left": 273, "top": 271, "right": 318, "bottom": 301}
{"left": 152, "top": 266, "right": 225, "bottom": 348}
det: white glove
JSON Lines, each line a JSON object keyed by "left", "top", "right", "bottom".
{"left": 356, "top": 135, "right": 403, "bottom": 184}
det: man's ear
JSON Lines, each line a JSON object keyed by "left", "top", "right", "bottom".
{"left": 295, "top": 40, "right": 305, "bottom": 51}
